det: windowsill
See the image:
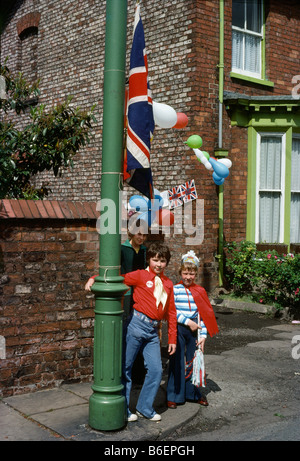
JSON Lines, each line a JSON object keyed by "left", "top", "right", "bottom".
{"left": 230, "top": 72, "right": 274, "bottom": 88}
{"left": 256, "top": 243, "right": 288, "bottom": 254}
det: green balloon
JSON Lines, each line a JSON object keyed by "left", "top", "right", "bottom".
{"left": 202, "top": 151, "right": 210, "bottom": 160}
{"left": 186, "top": 135, "right": 203, "bottom": 149}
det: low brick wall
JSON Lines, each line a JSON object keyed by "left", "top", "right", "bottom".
{"left": 0, "top": 199, "right": 100, "bottom": 397}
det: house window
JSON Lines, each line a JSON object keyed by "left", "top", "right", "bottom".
{"left": 291, "top": 137, "right": 300, "bottom": 243}
{"left": 254, "top": 132, "right": 300, "bottom": 245}
{"left": 232, "top": 0, "right": 263, "bottom": 79}
{"left": 256, "top": 133, "right": 285, "bottom": 243}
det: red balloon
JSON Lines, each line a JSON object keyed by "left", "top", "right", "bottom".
{"left": 156, "top": 209, "right": 175, "bottom": 226}
{"left": 173, "top": 112, "right": 188, "bottom": 129}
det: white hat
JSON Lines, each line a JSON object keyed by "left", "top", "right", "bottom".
{"left": 181, "top": 250, "right": 199, "bottom": 267}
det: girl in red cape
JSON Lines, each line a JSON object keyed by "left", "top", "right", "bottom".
{"left": 167, "top": 250, "right": 218, "bottom": 408}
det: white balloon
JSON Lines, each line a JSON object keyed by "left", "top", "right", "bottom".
{"left": 193, "top": 148, "right": 201, "bottom": 160}
{"left": 193, "top": 149, "right": 213, "bottom": 170}
{"left": 153, "top": 101, "right": 177, "bottom": 128}
{"left": 204, "top": 161, "right": 212, "bottom": 170}
{"left": 218, "top": 158, "right": 232, "bottom": 168}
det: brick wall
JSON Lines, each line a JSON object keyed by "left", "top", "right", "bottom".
{"left": 0, "top": 199, "right": 100, "bottom": 397}
{"left": 0, "top": 0, "right": 197, "bottom": 202}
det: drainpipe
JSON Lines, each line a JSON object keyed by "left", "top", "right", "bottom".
{"left": 215, "top": 0, "right": 226, "bottom": 287}
{"left": 89, "top": 0, "right": 128, "bottom": 431}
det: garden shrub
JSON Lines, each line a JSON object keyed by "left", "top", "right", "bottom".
{"left": 224, "top": 240, "right": 300, "bottom": 311}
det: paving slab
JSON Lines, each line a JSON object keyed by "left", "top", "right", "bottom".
{"left": 3, "top": 387, "right": 87, "bottom": 416}
{"left": 0, "top": 401, "right": 59, "bottom": 441}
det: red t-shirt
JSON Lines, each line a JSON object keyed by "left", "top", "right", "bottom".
{"left": 123, "top": 269, "right": 177, "bottom": 345}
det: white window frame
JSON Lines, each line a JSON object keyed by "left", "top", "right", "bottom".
{"left": 255, "top": 132, "right": 286, "bottom": 243}
{"left": 232, "top": 0, "right": 264, "bottom": 80}
{"left": 291, "top": 134, "right": 300, "bottom": 243}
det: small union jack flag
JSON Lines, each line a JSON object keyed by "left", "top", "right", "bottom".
{"left": 168, "top": 185, "right": 183, "bottom": 209}
{"left": 180, "top": 179, "right": 197, "bottom": 203}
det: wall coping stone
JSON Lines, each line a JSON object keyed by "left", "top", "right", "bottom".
{"left": 0, "top": 199, "right": 99, "bottom": 221}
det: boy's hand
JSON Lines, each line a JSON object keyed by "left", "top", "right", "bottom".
{"left": 85, "top": 278, "right": 95, "bottom": 291}
{"left": 168, "top": 344, "right": 176, "bottom": 355}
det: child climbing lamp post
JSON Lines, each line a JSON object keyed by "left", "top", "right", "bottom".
{"left": 89, "top": 0, "right": 128, "bottom": 431}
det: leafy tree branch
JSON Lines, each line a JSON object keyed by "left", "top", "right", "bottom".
{"left": 0, "top": 59, "right": 96, "bottom": 199}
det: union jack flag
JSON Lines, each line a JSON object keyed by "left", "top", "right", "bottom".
{"left": 168, "top": 185, "right": 183, "bottom": 209}
{"left": 124, "top": 4, "right": 154, "bottom": 199}
{"left": 180, "top": 179, "right": 197, "bottom": 203}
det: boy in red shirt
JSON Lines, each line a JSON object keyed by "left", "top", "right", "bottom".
{"left": 123, "top": 242, "right": 177, "bottom": 422}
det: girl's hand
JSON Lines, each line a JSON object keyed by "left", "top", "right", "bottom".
{"left": 196, "top": 337, "right": 205, "bottom": 352}
{"left": 187, "top": 319, "right": 202, "bottom": 332}
{"left": 168, "top": 344, "right": 176, "bottom": 355}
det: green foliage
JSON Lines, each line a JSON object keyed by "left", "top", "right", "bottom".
{"left": 0, "top": 59, "right": 96, "bottom": 199}
{"left": 225, "top": 240, "right": 300, "bottom": 310}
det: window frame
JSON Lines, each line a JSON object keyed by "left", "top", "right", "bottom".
{"left": 255, "top": 132, "right": 286, "bottom": 243}
{"left": 247, "top": 126, "right": 300, "bottom": 247}
{"left": 290, "top": 135, "right": 300, "bottom": 243}
{"left": 231, "top": 0, "right": 273, "bottom": 86}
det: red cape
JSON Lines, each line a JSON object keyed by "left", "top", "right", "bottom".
{"left": 178, "top": 282, "right": 219, "bottom": 337}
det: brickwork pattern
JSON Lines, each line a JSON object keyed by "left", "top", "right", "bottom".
{"left": 0, "top": 200, "right": 99, "bottom": 397}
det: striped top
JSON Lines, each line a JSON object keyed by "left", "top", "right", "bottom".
{"left": 174, "top": 284, "right": 207, "bottom": 337}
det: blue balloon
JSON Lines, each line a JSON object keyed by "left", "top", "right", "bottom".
{"left": 151, "top": 194, "right": 164, "bottom": 212}
{"left": 129, "top": 195, "right": 150, "bottom": 212}
{"left": 212, "top": 171, "right": 225, "bottom": 185}
{"left": 209, "top": 158, "right": 229, "bottom": 178}
{"left": 139, "top": 210, "right": 157, "bottom": 226}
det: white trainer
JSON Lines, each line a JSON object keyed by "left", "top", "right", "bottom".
{"left": 149, "top": 413, "right": 161, "bottom": 421}
{"left": 136, "top": 411, "right": 161, "bottom": 421}
{"left": 127, "top": 413, "right": 138, "bottom": 422}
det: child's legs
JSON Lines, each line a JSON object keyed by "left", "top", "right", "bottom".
{"left": 122, "top": 316, "right": 144, "bottom": 412}
{"left": 167, "top": 325, "right": 186, "bottom": 403}
{"left": 136, "top": 328, "right": 162, "bottom": 418}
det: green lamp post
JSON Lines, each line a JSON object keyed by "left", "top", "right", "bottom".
{"left": 89, "top": 0, "right": 128, "bottom": 431}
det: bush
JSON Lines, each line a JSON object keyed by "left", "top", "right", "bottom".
{"left": 224, "top": 240, "right": 300, "bottom": 310}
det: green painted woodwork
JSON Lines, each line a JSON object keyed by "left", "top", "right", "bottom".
{"left": 246, "top": 126, "right": 257, "bottom": 242}
{"left": 230, "top": 72, "right": 274, "bottom": 89}
{"left": 246, "top": 124, "right": 300, "bottom": 248}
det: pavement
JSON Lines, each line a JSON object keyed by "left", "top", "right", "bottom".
{"left": 1, "top": 306, "right": 300, "bottom": 443}
{"left": 0, "top": 364, "right": 200, "bottom": 442}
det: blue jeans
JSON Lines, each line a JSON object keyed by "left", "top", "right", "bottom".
{"left": 167, "top": 323, "right": 202, "bottom": 403}
{"left": 123, "top": 312, "right": 163, "bottom": 418}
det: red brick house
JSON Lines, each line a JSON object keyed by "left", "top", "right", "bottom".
{"left": 1, "top": 0, "right": 299, "bottom": 395}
